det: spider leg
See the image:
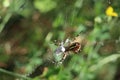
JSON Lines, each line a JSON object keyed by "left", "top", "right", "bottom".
{"left": 59, "top": 52, "right": 68, "bottom": 63}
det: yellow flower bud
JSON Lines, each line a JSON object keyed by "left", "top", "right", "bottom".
{"left": 105, "top": 6, "right": 118, "bottom": 17}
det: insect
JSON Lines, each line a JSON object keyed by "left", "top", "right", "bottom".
{"left": 53, "top": 38, "right": 82, "bottom": 64}
{"left": 65, "top": 42, "right": 81, "bottom": 53}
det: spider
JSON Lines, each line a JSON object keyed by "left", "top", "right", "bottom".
{"left": 53, "top": 38, "right": 82, "bottom": 64}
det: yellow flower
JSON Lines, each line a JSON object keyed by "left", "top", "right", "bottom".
{"left": 105, "top": 6, "right": 118, "bottom": 17}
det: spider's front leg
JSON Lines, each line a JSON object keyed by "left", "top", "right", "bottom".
{"left": 59, "top": 52, "right": 69, "bottom": 63}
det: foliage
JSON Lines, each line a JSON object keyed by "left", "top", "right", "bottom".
{"left": 0, "top": 0, "right": 120, "bottom": 80}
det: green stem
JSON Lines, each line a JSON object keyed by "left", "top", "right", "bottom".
{"left": 0, "top": 13, "right": 12, "bottom": 33}
{"left": 0, "top": 68, "right": 32, "bottom": 80}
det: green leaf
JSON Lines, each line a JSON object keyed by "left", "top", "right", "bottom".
{"left": 34, "top": 0, "right": 57, "bottom": 13}
{"left": 90, "top": 54, "right": 120, "bottom": 71}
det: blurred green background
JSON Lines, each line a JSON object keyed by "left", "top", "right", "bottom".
{"left": 0, "top": 0, "right": 120, "bottom": 80}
